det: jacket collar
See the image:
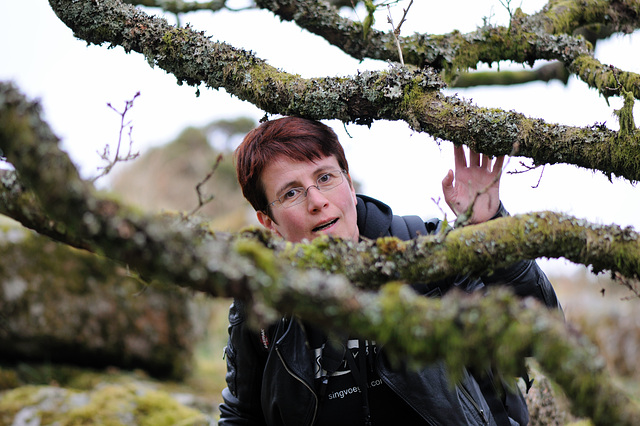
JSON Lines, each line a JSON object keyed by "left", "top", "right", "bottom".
{"left": 356, "top": 194, "right": 393, "bottom": 239}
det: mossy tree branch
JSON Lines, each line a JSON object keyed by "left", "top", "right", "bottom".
{"left": 269, "top": 281, "right": 640, "bottom": 425}
{"left": 1, "top": 80, "right": 640, "bottom": 424}
{"left": 122, "top": 0, "right": 228, "bottom": 14}
{"left": 276, "top": 212, "right": 640, "bottom": 288}
{"left": 540, "top": 0, "right": 640, "bottom": 36}
{"left": 452, "top": 62, "right": 570, "bottom": 88}
{"left": 254, "top": 1, "right": 588, "bottom": 73}
{"left": 119, "top": 0, "right": 640, "bottom": 98}
{"left": 254, "top": 0, "right": 640, "bottom": 99}
{"left": 47, "top": 0, "right": 640, "bottom": 182}
{"left": 122, "top": 0, "right": 359, "bottom": 14}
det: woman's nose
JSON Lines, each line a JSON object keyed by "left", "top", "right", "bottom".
{"left": 305, "top": 186, "right": 329, "bottom": 211}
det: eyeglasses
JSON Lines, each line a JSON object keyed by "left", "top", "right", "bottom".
{"left": 265, "top": 170, "right": 346, "bottom": 210}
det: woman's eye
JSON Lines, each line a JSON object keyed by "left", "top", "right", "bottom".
{"left": 282, "top": 188, "right": 301, "bottom": 200}
{"left": 318, "top": 173, "right": 332, "bottom": 183}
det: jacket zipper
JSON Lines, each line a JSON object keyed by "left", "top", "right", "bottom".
{"left": 275, "top": 345, "right": 318, "bottom": 425}
{"left": 377, "top": 370, "right": 437, "bottom": 426}
{"left": 458, "top": 383, "right": 489, "bottom": 424}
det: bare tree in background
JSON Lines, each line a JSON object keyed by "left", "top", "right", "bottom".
{"left": 1, "top": 1, "right": 640, "bottom": 423}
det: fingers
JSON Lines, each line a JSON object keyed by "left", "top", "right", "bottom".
{"left": 458, "top": 146, "right": 505, "bottom": 172}
{"left": 492, "top": 155, "right": 505, "bottom": 175}
{"left": 469, "top": 149, "right": 480, "bottom": 167}
{"left": 442, "top": 169, "right": 454, "bottom": 201}
{"left": 481, "top": 154, "right": 491, "bottom": 169}
{"left": 465, "top": 147, "right": 490, "bottom": 169}
{"left": 442, "top": 170, "right": 456, "bottom": 212}
{"left": 442, "top": 169, "right": 454, "bottom": 189}
{"left": 454, "top": 145, "right": 466, "bottom": 170}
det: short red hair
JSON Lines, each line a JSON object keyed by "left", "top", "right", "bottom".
{"left": 235, "top": 117, "right": 349, "bottom": 214}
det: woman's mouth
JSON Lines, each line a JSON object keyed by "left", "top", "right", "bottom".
{"left": 312, "top": 218, "right": 338, "bottom": 232}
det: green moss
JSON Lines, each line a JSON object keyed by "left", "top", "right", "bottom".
{"left": 0, "top": 368, "right": 19, "bottom": 390}
{"left": 0, "top": 384, "right": 206, "bottom": 426}
{"left": 134, "top": 388, "right": 208, "bottom": 426}
{"left": 281, "top": 236, "right": 348, "bottom": 275}
{"left": 438, "top": 24, "right": 539, "bottom": 81}
{"left": 544, "top": 0, "right": 610, "bottom": 34}
{"left": 572, "top": 55, "right": 617, "bottom": 93}
{"left": 160, "top": 27, "right": 192, "bottom": 58}
{"left": 0, "top": 385, "right": 42, "bottom": 410}
{"left": 60, "top": 384, "right": 207, "bottom": 426}
{"left": 374, "top": 237, "right": 406, "bottom": 256}
{"left": 63, "top": 385, "right": 134, "bottom": 426}
{"left": 243, "top": 64, "right": 302, "bottom": 111}
{"left": 234, "top": 238, "right": 280, "bottom": 281}
{"left": 614, "top": 89, "right": 637, "bottom": 137}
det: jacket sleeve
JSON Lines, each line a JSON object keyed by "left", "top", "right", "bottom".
{"left": 481, "top": 204, "right": 562, "bottom": 310}
{"left": 447, "top": 203, "right": 562, "bottom": 311}
{"left": 483, "top": 203, "right": 562, "bottom": 310}
{"left": 218, "top": 299, "right": 269, "bottom": 426}
{"left": 481, "top": 259, "right": 561, "bottom": 310}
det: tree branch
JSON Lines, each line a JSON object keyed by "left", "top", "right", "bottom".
{"left": 254, "top": 0, "right": 640, "bottom": 99}
{"left": 270, "top": 281, "right": 640, "bottom": 425}
{"left": 452, "top": 61, "right": 570, "bottom": 88}
{"left": 116, "top": 0, "right": 640, "bottom": 97}
{"left": 277, "top": 212, "right": 640, "bottom": 288}
{"left": 46, "top": 0, "right": 640, "bottom": 182}
{"left": 3, "top": 81, "right": 640, "bottom": 304}
{"left": 122, "top": 0, "right": 229, "bottom": 14}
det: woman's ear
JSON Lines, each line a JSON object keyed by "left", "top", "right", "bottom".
{"left": 257, "top": 211, "right": 280, "bottom": 236}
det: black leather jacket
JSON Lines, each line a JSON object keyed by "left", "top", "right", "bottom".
{"left": 219, "top": 195, "right": 561, "bottom": 425}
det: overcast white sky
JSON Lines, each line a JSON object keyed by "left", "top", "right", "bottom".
{"left": 1, "top": 0, "right": 639, "bottom": 275}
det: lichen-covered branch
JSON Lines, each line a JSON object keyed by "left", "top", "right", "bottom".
{"left": 540, "top": 0, "right": 640, "bottom": 37}
{"left": 45, "top": 0, "right": 640, "bottom": 182}
{"left": 266, "top": 279, "right": 640, "bottom": 425}
{"left": 275, "top": 212, "right": 640, "bottom": 288}
{"left": 115, "top": 0, "right": 640, "bottom": 99}
{"left": 255, "top": 0, "right": 589, "bottom": 73}
{"left": 453, "top": 62, "right": 570, "bottom": 87}
{"left": 123, "top": 0, "right": 227, "bottom": 13}
{"left": 122, "top": 0, "right": 359, "bottom": 14}
{"left": 2, "top": 80, "right": 640, "bottom": 424}
{"left": 0, "top": 170, "right": 92, "bottom": 251}
{"left": 255, "top": 0, "right": 640, "bottom": 99}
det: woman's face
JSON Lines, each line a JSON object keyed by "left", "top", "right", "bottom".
{"left": 256, "top": 155, "right": 359, "bottom": 243}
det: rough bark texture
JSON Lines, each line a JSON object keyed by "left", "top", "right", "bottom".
{"left": 0, "top": 228, "right": 195, "bottom": 379}
{"left": 127, "top": 0, "right": 640, "bottom": 99}
{"left": 276, "top": 212, "right": 640, "bottom": 287}
{"left": 255, "top": 0, "right": 640, "bottom": 97}
{"left": 47, "top": 0, "right": 640, "bottom": 182}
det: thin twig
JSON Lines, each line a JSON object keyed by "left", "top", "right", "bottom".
{"left": 188, "top": 153, "right": 224, "bottom": 216}
{"left": 92, "top": 92, "right": 141, "bottom": 182}
{"left": 430, "top": 196, "right": 452, "bottom": 241}
{"left": 386, "top": 0, "right": 413, "bottom": 66}
{"left": 605, "top": 65, "right": 623, "bottom": 92}
{"left": 498, "top": 0, "right": 517, "bottom": 24}
{"left": 613, "top": 272, "right": 640, "bottom": 300}
{"left": 430, "top": 196, "right": 448, "bottom": 221}
{"left": 507, "top": 161, "right": 546, "bottom": 188}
